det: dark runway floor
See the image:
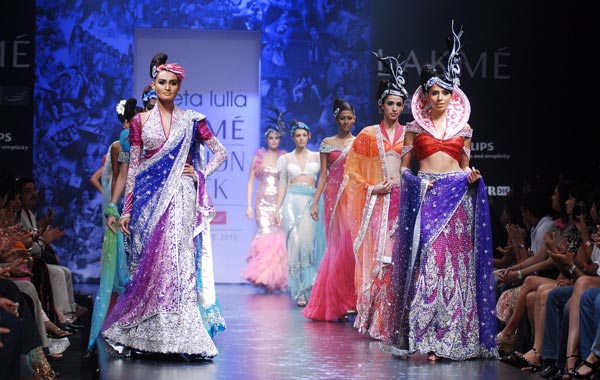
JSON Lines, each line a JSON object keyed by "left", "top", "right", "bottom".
{"left": 80, "top": 284, "right": 542, "bottom": 380}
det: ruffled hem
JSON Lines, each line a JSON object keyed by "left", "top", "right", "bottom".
{"left": 302, "top": 236, "right": 356, "bottom": 321}
{"left": 242, "top": 232, "right": 288, "bottom": 292}
{"left": 411, "top": 344, "right": 499, "bottom": 361}
{"left": 103, "top": 337, "right": 216, "bottom": 360}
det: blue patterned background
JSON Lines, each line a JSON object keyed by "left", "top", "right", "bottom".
{"left": 33, "top": 0, "right": 372, "bottom": 283}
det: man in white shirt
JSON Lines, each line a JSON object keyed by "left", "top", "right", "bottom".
{"left": 16, "top": 177, "right": 81, "bottom": 329}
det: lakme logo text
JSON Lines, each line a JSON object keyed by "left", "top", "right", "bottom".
{"left": 202, "top": 117, "right": 248, "bottom": 201}
{"left": 375, "top": 46, "right": 511, "bottom": 82}
{"left": 205, "top": 148, "right": 244, "bottom": 201}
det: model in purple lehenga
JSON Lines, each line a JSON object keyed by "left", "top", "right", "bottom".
{"left": 101, "top": 56, "right": 226, "bottom": 358}
{"left": 387, "top": 169, "right": 497, "bottom": 360}
{"left": 382, "top": 29, "right": 497, "bottom": 360}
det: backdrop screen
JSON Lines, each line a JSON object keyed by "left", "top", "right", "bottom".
{"left": 134, "top": 29, "right": 260, "bottom": 283}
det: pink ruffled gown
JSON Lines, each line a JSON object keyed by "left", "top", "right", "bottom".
{"left": 243, "top": 148, "right": 288, "bottom": 292}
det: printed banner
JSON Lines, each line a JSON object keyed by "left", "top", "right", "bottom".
{"left": 134, "top": 29, "right": 260, "bottom": 283}
{"left": 0, "top": 0, "right": 35, "bottom": 175}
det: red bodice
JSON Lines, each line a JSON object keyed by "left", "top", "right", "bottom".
{"left": 327, "top": 150, "right": 342, "bottom": 167}
{"left": 414, "top": 133, "right": 464, "bottom": 162}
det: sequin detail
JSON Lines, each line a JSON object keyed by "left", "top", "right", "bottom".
{"left": 102, "top": 105, "right": 225, "bottom": 356}
{"left": 243, "top": 148, "right": 288, "bottom": 291}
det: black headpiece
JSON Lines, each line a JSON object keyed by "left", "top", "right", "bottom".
{"left": 264, "top": 106, "right": 288, "bottom": 138}
{"left": 372, "top": 51, "right": 409, "bottom": 105}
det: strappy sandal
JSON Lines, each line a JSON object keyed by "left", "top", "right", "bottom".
{"left": 568, "top": 353, "right": 600, "bottom": 379}
{"left": 562, "top": 355, "right": 580, "bottom": 380}
{"left": 512, "top": 348, "right": 543, "bottom": 372}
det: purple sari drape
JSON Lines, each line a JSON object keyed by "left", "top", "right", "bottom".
{"left": 386, "top": 170, "right": 497, "bottom": 359}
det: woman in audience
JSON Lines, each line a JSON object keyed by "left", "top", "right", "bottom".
{"left": 499, "top": 182, "right": 591, "bottom": 372}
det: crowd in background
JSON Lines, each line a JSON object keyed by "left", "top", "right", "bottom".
{"left": 492, "top": 169, "right": 600, "bottom": 379}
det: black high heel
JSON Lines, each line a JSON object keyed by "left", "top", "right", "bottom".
{"left": 568, "top": 353, "right": 600, "bottom": 379}
{"left": 564, "top": 354, "right": 581, "bottom": 379}
{"left": 511, "top": 348, "right": 543, "bottom": 372}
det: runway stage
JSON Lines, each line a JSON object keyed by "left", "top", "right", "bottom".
{"left": 94, "top": 284, "right": 539, "bottom": 380}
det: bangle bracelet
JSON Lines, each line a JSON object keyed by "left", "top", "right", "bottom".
{"left": 585, "top": 240, "right": 592, "bottom": 247}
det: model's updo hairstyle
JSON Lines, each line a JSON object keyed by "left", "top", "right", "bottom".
{"left": 420, "top": 64, "right": 452, "bottom": 93}
{"left": 333, "top": 98, "right": 354, "bottom": 117}
{"left": 289, "top": 119, "right": 310, "bottom": 136}
{"left": 125, "top": 98, "right": 142, "bottom": 121}
{"left": 150, "top": 52, "right": 168, "bottom": 79}
{"left": 375, "top": 80, "right": 391, "bottom": 102}
{"left": 117, "top": 98, "right": 141, "bottom": 123}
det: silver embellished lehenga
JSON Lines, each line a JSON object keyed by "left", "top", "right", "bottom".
{"left": 101, "top": 106, "right": 226, "bottom": 356}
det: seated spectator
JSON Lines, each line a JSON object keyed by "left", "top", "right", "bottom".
{"left": 496, "top": 184, "right": 564, "bottom": 352}
{"left": 574, "top": 286, "right": 600, "bottom": 379}
{"left": 508, "top": 186, "right": 599, "bottom": 375}
{"left": 16, "top": 177, "right": 86, "bottom": 330}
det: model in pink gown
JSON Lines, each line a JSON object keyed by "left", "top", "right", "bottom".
{"left": 303, "top": 140, "right": 356, "bottom": 321}
{"left": 303, "top": 98, "right": 357, "bottom": 321}
{"left": 243, "top": 147, "right": 288, "bottom": 292}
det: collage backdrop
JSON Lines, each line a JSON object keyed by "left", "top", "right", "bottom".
{"left": 29, "top": 0, "right": 373, "bottom": 283}
{"left": 1, "top": 1, "right": 592, "bottom": 283}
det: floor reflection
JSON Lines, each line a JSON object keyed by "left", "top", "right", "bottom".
{"left": 97, "top": 284, "right": 539, "bottom": 380}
